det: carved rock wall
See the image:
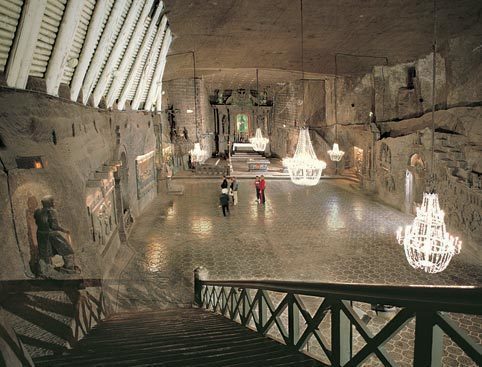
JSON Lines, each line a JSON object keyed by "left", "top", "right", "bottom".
{"left": 0, "top": 89, "right": 158, "bottom": 280}
{"left": 162, "top": 78, "right": 215, "bottom": 158}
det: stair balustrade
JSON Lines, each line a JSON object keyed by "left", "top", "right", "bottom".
{"left": 195, "top": 278, "right": 482, "bottom": 367}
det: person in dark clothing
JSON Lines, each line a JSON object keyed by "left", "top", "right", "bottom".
{"left": 221, "top": 175, "right": 228, "bottom": 189}
{"left": 220, "top": 188, "right": 230, "bottom": 216}
{"left": 254, "top": 176, "right": 260, "bottom": 203}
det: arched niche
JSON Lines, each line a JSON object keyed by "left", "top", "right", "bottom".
{"left": 406, "top": 153, "right": 426, "bottom": 210}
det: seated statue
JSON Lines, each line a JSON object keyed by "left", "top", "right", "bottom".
{"left": 34, "top": 196, "right": 80, "bottom": 277}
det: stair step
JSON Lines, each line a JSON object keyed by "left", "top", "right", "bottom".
{"left": 34, "top": 308, "right": 322, "bottom": 367}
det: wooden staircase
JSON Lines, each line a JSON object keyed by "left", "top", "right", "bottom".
{"left": 33, "top": 308, "right": 322, "bottom": 367}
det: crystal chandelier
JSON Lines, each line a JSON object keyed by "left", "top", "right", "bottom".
{"left": 396, "top": 193, "right": 461, "bottom": 273}
{"left": 284, "top": 129, "right": 326, "bottom": 186}
{"left": 249, "top": 69, "right": 269, "bottom": 152}
{"left": 190, "top": 143, "right": 208, "bottom": 164}
{"left": 283, "top": 1, "right": 326, "bottom": 186}
{"left": 328, "top": 142, "right": 344, "bottom": 161}
{"left": 396, "top": 0, "right": 461, "bottom": 273}
{"left": 249, "top": 128, "right": 269, "bottom": 152}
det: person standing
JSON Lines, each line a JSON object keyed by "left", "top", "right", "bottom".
{"left": 259, "top": 175, "right": 267, "bottom": 205}
{"left": 220, "top": 188, "right": 230, "bottom": 216}
{"left": 221, "top": 175, "right": 228, "bottom": 189}
{"left": 254, "top": 176, "right": 260, "bottom": 203}
{"left": 230, "top": 177, "right": 239, "bottom": 205}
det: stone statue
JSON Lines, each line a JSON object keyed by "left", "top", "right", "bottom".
{"left": 34, "top": 196, "right": 80, "bottom": 276}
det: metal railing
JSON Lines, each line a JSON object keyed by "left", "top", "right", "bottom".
{"left": 194, "top": 273, "right": 482, "bottom": 367}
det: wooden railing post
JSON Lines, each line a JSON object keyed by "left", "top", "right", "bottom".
{"left": 288, "top": 293, "right": 300, "bottom": 347}
{"left": 193, "top": 267, "right": 208, "bottom": 307}
{"left": 414, "top": 311, "right": 443, "bottom": 367}
{"left": 332, "top": 300, "right": 351, "bottom": 366}
{"left": 258, "top": 290, "right": 267, "bottom": 334}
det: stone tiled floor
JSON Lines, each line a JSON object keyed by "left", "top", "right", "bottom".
{"left": 124, "top": 179, "right": 481, "bottom": 305}
{"left": 117, "top": 178, "right": 481, "bottom": 366}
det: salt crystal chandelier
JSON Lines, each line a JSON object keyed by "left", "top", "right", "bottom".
{"left": 250, "top": 128, "right": 269, "bottom": 152}
{"left": 284, "top": 0, "right": 326, "bottom": 186}
{"left": 396, "top": 193, "right": 461, "bottom": 273}
{"left": 189, "top": 51, "right": 207, "bottom": 164}
{"left": 249, "top": 69, "right": 269, "bottom": 152}
{"left": 284, "top": 128, "right": 327, "bottom": 186}
{"left": 328, "top": 142, "right": 344, "bottom": 162}
{"left": 396, "top": 0, "right": 461, "bottom": 273}
{"left": 190, "top": 142, "right": 208, "bottom": 164}
{"left": 328, "top": 54, "right": 344, "bottom": 162}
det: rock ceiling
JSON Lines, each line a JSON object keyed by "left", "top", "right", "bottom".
{"left": 163, "top": 0, "right": 482, "bottom": 89}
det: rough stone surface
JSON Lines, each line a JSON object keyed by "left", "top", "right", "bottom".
{"left": 0, "top": 89, "right": 158, "bottom": 280}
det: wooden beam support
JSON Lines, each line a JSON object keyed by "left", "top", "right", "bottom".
{"left": 45, "top": 0, "right": 85, "bottom": 96}
{"left": 81, "top": 0, "right": 128, "bottom": 105}
{"left": 92, "top": 0, "right": 146, "bottom": 107}
{"left": 5, "top": 0, "right": 47, "bottom": 89}
{"left": 70, "top": 0, "right": 109, "bottom": 102}
{"left": 131, "top": 15, "right": 168, "bottom": 110}
{"left": 105, "top": 0, "right": 155, "bottom": 108}
{"left": 117, "top": 3, "right": 163, "bottom": 110}
{"left": 144, "top": 27, "right": 171, "bottom": 111}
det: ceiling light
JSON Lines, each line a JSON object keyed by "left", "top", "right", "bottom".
{"left": 284, "top": 129, "right": 326, "bottom": 186}
{"left": 397, "top": 193, "right": 461, "bottom": 273}
{"left": 396, "top": 0, "right": 461, "bottom": 273}
{"left": 328, "top": 142, "right": 344, "bottom": 162}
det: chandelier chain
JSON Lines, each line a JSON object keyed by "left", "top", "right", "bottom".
{"left": 300, "top": 0, "right": 305, "bottom": 127}
{"left": 430, "top": 0, "right": 437, "bottom": 186}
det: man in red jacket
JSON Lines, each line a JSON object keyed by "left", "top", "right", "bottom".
{"left": 259, "top": 175, "right": 266, "bottom": 205}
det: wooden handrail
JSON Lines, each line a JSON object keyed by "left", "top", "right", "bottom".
{"left": 198, "top": 279, "right": 482, "bottom": 314}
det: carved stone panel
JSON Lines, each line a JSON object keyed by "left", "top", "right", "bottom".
{"left": 135, "top": 151, "right": 156, "bottom": 199}
{"left": 86, "top": 175, "right": 116, "bottom": 248}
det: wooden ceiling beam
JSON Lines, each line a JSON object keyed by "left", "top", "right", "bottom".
{"left": 45, "top": 0, "right": 85, "bottom": 96}
{"left": 70, "top": 0, "right": 109, "bottom": 102}
{"left": 5, "top": 0, "right": 47, "bottom": 89}
{"left": 117, "top": 3, "right": 163, "bottom": 111}
{"left": 131, "top": 15, "right": 168, "bottom": 110}
{"left": 105, "top": 0, "right": 155, "bottom": 108}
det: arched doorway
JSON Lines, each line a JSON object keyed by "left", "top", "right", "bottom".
{"left": 407, "top": 153, "right": 426, "bottom": 213}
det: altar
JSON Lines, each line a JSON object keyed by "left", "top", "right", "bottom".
{"left": 232, "top": 143, "right": 254, "bottom": 152}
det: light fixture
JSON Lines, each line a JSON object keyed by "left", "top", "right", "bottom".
{"left": 396, "top": 193, "right": 461, "bottom": 273}
{"left": 249, "top": 68, "right": 269, "bottom": 152}
{"left": 284, "top": 128, "right": 327, "bottom": 186}
{"left": 328, "top": 53, "right": 344, "bottom": 162}
{"left": 283, "top": 0, "right": 326, "bottom": 186}
{"left": 189, "top": 51, "right": 207, "bottom": 164}
{"left": 396, "top": 0, "right": 461, "bottom": 273}
{"left": 250, "top": 128, "right": 269, "bottom": 152}
{"left": 328, "top": 142, "right": 344, "bottom": 162}
{"left": 190, "top": 142, "right": 208, "bottom": 164}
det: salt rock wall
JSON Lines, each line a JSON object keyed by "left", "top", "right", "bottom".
{"left": 162, "top": 78, "right": 215, "bottom": 158}
{"left": 0, "top": 88, "right": 159, "bottom": 280}
{"left": 375, "top": 119, "right": 482, "bottom": 258}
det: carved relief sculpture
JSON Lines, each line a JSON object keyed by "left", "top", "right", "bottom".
{"left": 34, "top": 196, "right": 80, "bottom": 277}
{"left": 380, "top": 143, "right": 391, "bottom": 171}
{"left": 136, "top": 151, "right": 156, "bottom": 199}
